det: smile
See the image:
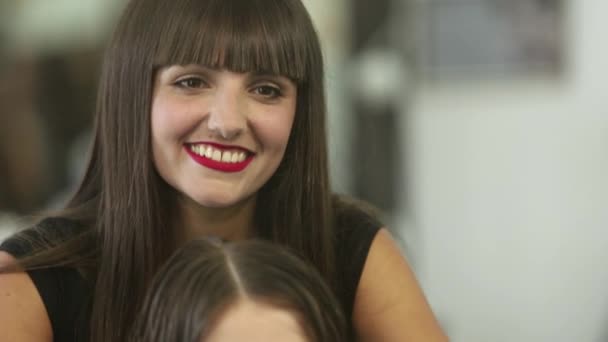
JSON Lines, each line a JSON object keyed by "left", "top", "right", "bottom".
{"left": 185, "top": 143, "right": 254, "bottom": 173}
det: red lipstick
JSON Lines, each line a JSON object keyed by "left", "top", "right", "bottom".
{"left": 185, "top": 143, "right": 254, "bottom": 173}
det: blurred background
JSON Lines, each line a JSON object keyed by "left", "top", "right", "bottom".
{"left": 1, "top": 0, "right": 607, "bottom": 341}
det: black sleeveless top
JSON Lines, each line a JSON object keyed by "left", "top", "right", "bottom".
{"left": 1, "top": 211, "right": 381, "bottom": 341}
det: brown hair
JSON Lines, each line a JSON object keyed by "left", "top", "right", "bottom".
{"left": 4, "top": 0, "right": 334, "bottom": 341}
{"left": 129, "top": 239, "right": 346, "bottom": 342}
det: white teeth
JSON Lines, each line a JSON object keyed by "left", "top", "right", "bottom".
{"left": 191, "top": 144, "right": 249, "bottom": 163}
{"left": 212, "top": 150, "right": 222, "bottom": 161}
{"left": 221, "top": 151, "right": 232, "bottom": 162}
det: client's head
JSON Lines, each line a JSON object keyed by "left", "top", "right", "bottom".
{"left": 130, "top": 239, "right": 346, "bottom": 342}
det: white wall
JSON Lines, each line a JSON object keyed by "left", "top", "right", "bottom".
{"left": 303, "top": 0, "right": 355, "bottom": 194}
{"left": 5, "top": 0, "right": 125, "bottom": 53}
{"left": 405, "top": 1, "right": 608, "bottom": 341}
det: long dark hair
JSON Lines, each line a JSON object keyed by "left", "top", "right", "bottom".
{"left": 129, "top": 239, "right": 346, "bottom": 342}
{"left": 4, "top": 0, "right": 334, "bottom": 341}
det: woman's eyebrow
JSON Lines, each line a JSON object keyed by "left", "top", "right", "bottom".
{"left": 163, "top": 65, "right": 216, "bottom": 79}
{"left": 177, "top": 64, "right": 214, "bottom": 72}
{"left": 248, "top": 72, "right": 296, "bottom": 87}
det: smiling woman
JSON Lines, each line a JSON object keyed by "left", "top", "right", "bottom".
{"left": 151, "top": 66, "right": 297, "bottom": 212}
{"left": 0, "top": 0, "right": 446, "bottom": 341}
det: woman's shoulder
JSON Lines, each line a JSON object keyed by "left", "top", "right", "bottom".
{"left": 0, "top": 251, "right": 53, "bottom": 341}
{"left": 0, "top": 216, "right": 92, "bottom": 342}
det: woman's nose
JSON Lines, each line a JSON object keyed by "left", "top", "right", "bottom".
{"left": 206, "top": 89, "right": 247, "bottom": 140}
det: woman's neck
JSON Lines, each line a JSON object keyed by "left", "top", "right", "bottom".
{"left": 175, "top": 194, "right": 256, "bottom": 244}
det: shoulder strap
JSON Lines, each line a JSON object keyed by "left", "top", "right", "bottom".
{"left": 334, "top": 206, "right": 382, "bottom": 320}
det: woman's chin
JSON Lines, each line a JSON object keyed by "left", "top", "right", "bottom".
{"left": 188, "top": 192, "right": 253, "bottom": 210}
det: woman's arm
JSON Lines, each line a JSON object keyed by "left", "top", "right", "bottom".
{"left": 0, "top": 251, "right": 53, "bottom": 341}
{"left": 353, "top": 229, "right": 448, "bottom": 341}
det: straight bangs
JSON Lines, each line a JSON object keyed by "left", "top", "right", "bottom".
{"left": 154, "top": 0, "right": 310, "bottom": 82}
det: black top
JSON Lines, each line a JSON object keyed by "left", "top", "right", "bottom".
{"left": 1, "top": 211, "right": 381, "bottom": 341}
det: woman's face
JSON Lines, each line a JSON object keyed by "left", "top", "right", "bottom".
{"left": 151, "top": 65, "right": 297, "bottom": 208}
{"left": 204, "top": 299, "right": 308, "bottom": 342}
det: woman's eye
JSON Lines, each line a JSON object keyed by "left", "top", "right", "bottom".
{"left": 175, "top": 77, "right": 206, "bottom": 89}
{"left": 253, "top": 85, "right": 282, "bottom": 98}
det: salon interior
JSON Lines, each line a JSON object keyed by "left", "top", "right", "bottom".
{"left": 1, "top": 1, "right": 607, "bottom": 341}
